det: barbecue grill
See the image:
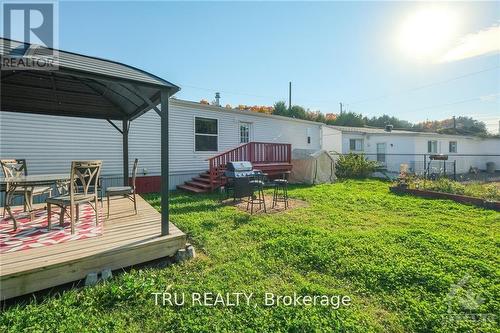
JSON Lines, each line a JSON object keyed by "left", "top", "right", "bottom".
{"left": 225, "top": 161, "right": 254, "bottom": 178}
{"left": 223, "top": 161, "right": 258, "bottom": 200}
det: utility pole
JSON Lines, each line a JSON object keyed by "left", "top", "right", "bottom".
{"left": 288, "top": 81, "right": 292, "bottom": 111}
{"left": 339, "top": 102, "right": 343, "bottom": 114}
{"left": 453, "top": 116, "right": 456, "bottom": 129}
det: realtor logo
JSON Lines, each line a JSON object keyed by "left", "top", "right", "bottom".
{"left": 1, "top": 1, "right": 59, "bottom": 70}
{"left": 442, "top": 274, "right": 496, "bottom": 324}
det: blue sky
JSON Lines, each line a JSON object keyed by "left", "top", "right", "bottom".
{"left": 56, "top": 1, "right": 499, "bottom": 132}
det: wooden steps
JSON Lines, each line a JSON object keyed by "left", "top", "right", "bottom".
{"left": 177, "top": 172, "right": 218, "bottom": 193}
{"left": 177, "top": 163, "right": 293, "bottom": 195}
{"left": 177, "top": 184, "right": 208, "bottom": 193}
{"left": 178, "top": 141, "right": 293, "bottom": 195}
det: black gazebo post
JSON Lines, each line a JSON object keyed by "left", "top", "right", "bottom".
{"left": 160, "top": 89, "right": 170, "bottom": 235}
{"left": 122, "top": 119, "right": 129, "bottom": 186}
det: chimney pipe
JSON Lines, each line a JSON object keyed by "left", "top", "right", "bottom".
{"left": 215, "top": 92, "right": 221, "bottom": 106}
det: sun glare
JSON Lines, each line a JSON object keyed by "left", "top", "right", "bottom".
{"left": 398, "top": 7, "right": 459, "bottom": 60}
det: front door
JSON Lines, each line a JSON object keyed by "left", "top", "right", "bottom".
{"left": 239, "top": 122, "right": 252, "bottom": 144}
{"left": 376, "top": 143, "right": 386, "bottom": 164}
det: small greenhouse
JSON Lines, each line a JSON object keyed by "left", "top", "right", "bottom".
{"left": 289, "top": 149, "right": 336, "bottom": 185}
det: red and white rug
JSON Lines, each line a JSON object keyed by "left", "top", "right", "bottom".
{"left": 0, "top": 204, "right": 103, "bottom": 254}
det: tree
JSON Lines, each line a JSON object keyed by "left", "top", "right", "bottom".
{"left": 413, "top": 116, "right": 488, "bottom": 135}
{"left": 329, "top": 111, "right": 365, "bottom": 127}
{"left": 365, "top": 114, "right": 413, "bottom": 129}
{"left": 230, "top": 99, "right": 491, "bottom": 137}
{"left": 272, "top": 101, "right": 288, "bottom": 117}
{"left": 289, "top": 105, "right": 307, "bottom": 120}
{"left": 325, "top": 113, "right": 337, "bottom": 124}
{"left": 305, "top": 110, "right": 325, "bottom": 123}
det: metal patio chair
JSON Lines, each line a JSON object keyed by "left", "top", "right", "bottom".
{"left": 46, "top": 160, "right": 102, "bottom": 234}
{"left": 106, "top": 158, "right": 138, "bottom": 218}
{"left": 272, "top": 171, "right": 290, "bottom": 209}
{"left": 1, "top": 159, "right": 52, "bottom": 218}
{"left": 246, "top": 170, "right": 267, "bottom": 214}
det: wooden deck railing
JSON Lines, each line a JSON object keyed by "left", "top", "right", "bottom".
{"left": 207, "top": 142, "right": 292, "bottom": 190}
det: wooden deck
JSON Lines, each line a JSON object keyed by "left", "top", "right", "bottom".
{"left": 0, "top": 195, "right": 187, "bottom": 300}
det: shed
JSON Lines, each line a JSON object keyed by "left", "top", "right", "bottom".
{"left": 289, "top": 149, "right": 336, "bottom": 184}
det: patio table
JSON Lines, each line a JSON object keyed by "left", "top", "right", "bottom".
{"left": 0, "top": 174, "right": 70, "bottom": 230}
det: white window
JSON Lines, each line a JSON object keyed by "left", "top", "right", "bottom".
{"left": 449, "top": 141, "right": 457, "bottom": 153}
{"left": 349, "top": 139, "right": 364, "bottom": 151}
{"left": 195, "top": 117, "right": 218, "bottom": 151}
{"left": 427, "top": 140, "right": 438, "bottom": 153}
{"left": 239, "top": 122, "right": 251, "bottom": 143}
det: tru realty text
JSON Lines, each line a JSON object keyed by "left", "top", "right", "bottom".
{"left": 152, "top": 292, "right": 351, "bottom": 308}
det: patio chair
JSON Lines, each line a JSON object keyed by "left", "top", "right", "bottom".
{"left": 1, "top": 159, "right": 52, "bottom": 218}
{"left": 106, "top": 158, "right": 138, "bottom": 218}
{"left": 46, "top": 160, "right": 102, "bottom": 234}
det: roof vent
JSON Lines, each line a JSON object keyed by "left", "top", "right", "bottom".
{"left": 385, "top": 124, "right": 393, "bottom": 132}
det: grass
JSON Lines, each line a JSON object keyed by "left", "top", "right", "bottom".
{"left": 1, "top": 179, "right": 499, "bottom": 332}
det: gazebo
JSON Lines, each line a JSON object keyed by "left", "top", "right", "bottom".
{"left": 0, "top": 38, "right": 186, "bottom": 299}
{"left": 1, "top": 37, "right": 176, "bottom": 235}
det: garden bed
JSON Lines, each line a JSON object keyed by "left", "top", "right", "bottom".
{"left": 390, "top": 186, "right": 500, "bottom": 211}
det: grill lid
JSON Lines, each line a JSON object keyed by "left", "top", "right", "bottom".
{"left": 227, "top": 161, "right": 253, "bottom": 172}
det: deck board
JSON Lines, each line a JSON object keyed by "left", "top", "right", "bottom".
{"left": 0, "top": 195, "right": 187, "bottom": 300}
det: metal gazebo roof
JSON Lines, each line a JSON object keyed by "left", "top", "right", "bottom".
{"left": 0, "top": 38, "right": 180, "bottom": 120}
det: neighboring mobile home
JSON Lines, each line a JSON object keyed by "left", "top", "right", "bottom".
{"left": 328, "top": 125, "right": 500, "bottom": 174}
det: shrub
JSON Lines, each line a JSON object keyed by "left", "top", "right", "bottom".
{"left": 335, "top": 153, "right": 378, "bottom": 179}
{"left": 425, "top": 178, "right": 466, "bottom": 195}
{"left": 463, "top": 183, "right": 500, "bottom": 201}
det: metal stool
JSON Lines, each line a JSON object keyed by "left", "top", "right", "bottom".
{"left": 246, "top": 171, "right": 267, "bottom": 214}
{"left": 272, "top": 178, "right": 289, "bottom": 209}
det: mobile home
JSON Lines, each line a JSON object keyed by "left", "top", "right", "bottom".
{"left": 0, "top": 99, "right": 325, "bottom": 193}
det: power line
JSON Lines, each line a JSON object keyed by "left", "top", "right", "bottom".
{"left": 349, "top": 65, "right": 500, "bottom": 106}
{"left": 407, "top": 93, "right": 499, "bottom": 113}
{"left": 177, "top": 65, "right": 499, "bottom": 111}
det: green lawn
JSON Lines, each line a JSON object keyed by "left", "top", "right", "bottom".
{"left": 1, "top": 180, "right": 499, "bottom": 332}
